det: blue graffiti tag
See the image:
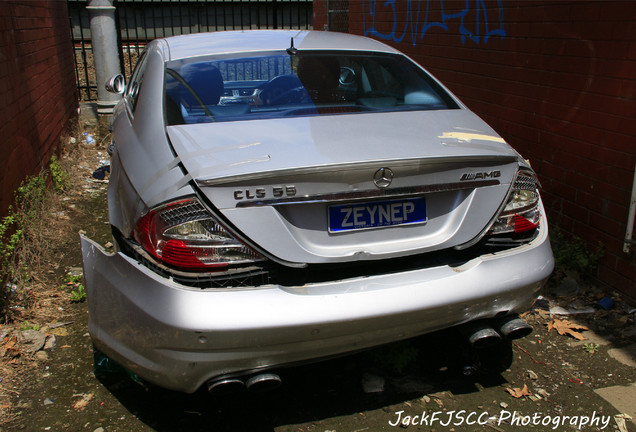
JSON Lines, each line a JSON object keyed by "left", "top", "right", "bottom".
{"left": 363, "top": 0, "right": 506, "bottom": 45}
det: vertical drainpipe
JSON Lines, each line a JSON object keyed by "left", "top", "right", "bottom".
{"left": 624, "top": 162, "right": 636, "bottom": 254}
{"left": 87, "top": 0, "right": 122, "bottom": 116}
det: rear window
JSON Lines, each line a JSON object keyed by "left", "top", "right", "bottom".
{"left": 164, "top": 51, "right": 459, "bottom": 125}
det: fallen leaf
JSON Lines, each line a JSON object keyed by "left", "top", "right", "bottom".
{"left": 615, "top": 414, "right": 632, "bottom": 432}
{"left": 72, "top": 393, "right": 93, "bottom": 410}
{"left": 546, "top": 319, "right": 589, "bottom": 340}
{"left": 48, "top": 327, "right": 69, "bottom": 337}
{"left": 2, "top": 336, "right": 17, "bottom": 350}
{"left": 506, "top": 384, "right": 532, "bottom": 398}
{"left": 0, "top": 336, "right": 18, "bottom": 357}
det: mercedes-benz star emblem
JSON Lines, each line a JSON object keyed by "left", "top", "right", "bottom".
{"left": 373, "top": 168, "right": 394, "bottom": 188}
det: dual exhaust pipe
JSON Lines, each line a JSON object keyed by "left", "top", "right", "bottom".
{"left": 207, "top": 372, "right": 281, "bottom": 394}
{"left": 459, "top": 314, "right": 532, "bottom": 349}
{"left": 207, "top": 315, "right": 530, "bottom": 392}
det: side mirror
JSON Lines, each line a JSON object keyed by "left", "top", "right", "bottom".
{"left": 105, "top": 74, "right": 126, "bottom": 94}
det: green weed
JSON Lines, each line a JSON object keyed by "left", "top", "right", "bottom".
{"left": 19, "top": 321, "right": 40, "bottom": 331}
{"left": 0, "top": 176, "right": 46, "bottom": 275}
{"left": 583, "top": 343, "right": 599, "bottom": 354}
{"left": 49, "top": 155, "right": 68, "bottom": 193}
{"left": 70, "top": 284, "right": 86, "bottom": 303}
{"left": 1, "top": 166, "right": 67, "bottom": 321}
{"left": 550, "top": 227, "right": 604, "bottom": 280}
{"left": 64, "top": 273, "right": 83, "bottom": 284}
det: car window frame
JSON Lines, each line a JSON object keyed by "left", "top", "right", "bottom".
{"left": 124, "top": 49, "right": 149, "bottom": 118}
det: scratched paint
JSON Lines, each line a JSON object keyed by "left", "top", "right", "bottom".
{"left": 362, "top": 0, "right": 506, "bottom": 45}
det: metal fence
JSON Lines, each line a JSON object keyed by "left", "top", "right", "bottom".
{"left": 68, "top": 0, "right": 314, "bottom": 101}
{"left": 327, "top": 0, "right": 348, "bottom": 32}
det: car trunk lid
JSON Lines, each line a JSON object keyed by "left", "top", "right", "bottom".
{"left": 166, "top": 110, "right": 520, "bottom": 264}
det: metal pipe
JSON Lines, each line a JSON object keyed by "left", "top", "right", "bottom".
{"left": 492, "top": 314, "right": 533, "bottom": 340}
{"left": 458, "top": 321, "right": 502, "bottom": 349}
{"left": 207, "top": 377, "right": 245, "bottom": 394}
{"left": 87, "top": 0, "right": 122, "bottom": 115}
{"left": 245, "top": 373, "right": 282, "bottom": 392}
{"left": 624, "top": 162, "right": 636, "bottom": 253}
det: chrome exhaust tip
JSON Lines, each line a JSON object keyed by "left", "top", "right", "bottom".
{"left": 458, "top": 321, "right": 502, "bottom": 349}
{"left": 245, "top": 373, "right": 281, "bottom": 393}
{"left": 207, "top": 377, "right": 245, "bottom": 394}
{"left": 493, "top": 314, "right": 533, "bottom": 340}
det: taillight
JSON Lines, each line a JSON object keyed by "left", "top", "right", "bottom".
{"left": 133, "top": 197, "right": 265, "bottom": 270}
{"left": 489, "top": 168, "right": 541, "bottom": 235}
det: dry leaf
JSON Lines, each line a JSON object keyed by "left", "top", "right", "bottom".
{"left": 1, "top": 336, "right": 18, "bottom": 358}
{"left": 506, "top": 384, "right": 532, "bottom": 398}
{"left": 72, "top": 393, "right": 93, "bottom": 410}
{"left": 615, "top": 414, "right": 632, "bottom": 432}
{"left": 546, "top": 319, "right": 589, "bottom": 340}
{"left": 3, "top": 336, "right": 17, "bottom": 350}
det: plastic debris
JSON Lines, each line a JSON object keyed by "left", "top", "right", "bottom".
{"left": 533, "top": 296, "right": 550, "bottom": 310}
{"left": 525, "top": 370, "right": 538, "bottom": 380}
{"left": 550, "top": 305, "right": 596, "bottom": 315}
{"left": 92, "top": 165, "right": 110, "bottom": 180}
{"left": 94, "top": 351, "right": 144, "bottom": 385}
{"left": 83, "top": 133, "right": 95, "bottom": 145}
{"left": 597, "top": 296, "right": 615, "bottom": 310}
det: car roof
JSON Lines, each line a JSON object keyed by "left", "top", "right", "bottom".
{"left": 161, "top": 30, "right": 401, "bottom": 61}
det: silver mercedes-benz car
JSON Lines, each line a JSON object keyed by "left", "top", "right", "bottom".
{"left": 81, "top": 30, "right": 554, "bottom": 393}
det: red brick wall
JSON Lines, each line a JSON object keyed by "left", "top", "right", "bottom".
{"left": 0, "top": 1, "right": 78, "bottom": 215}
{"left": 333, "top": 0, "right": 636, "bottom": 299}
{"left": 313, "top": 0, "right": 328, "bottom": 31}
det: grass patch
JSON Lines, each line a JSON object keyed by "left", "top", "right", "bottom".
{"left": 0, "top": 122, "right": 94, "bottom": 323}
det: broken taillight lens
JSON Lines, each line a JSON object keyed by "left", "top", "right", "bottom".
{"left": 133, "top": 197, "right": 265, "bottom": 270}
{"left": 489, "top": 168, "right": 541, "bottom": 235}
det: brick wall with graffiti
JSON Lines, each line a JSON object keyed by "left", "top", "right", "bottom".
{"left": 0, "top": 1, "right": 78, "bottom": 216}
{"left": 320, "top": 0, "right": 636, "bottom": 298}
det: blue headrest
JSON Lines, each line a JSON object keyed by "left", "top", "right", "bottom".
{"left": 180, "top": 62, "right": 224, "bottom": 107}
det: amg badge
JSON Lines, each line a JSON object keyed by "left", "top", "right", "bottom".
{"left": 460, "top": 170, "right": 501, "bottom": 181}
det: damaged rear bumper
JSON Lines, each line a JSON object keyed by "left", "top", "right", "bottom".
{"left": 80, "top": 223, "right": 553, "bottom": 393}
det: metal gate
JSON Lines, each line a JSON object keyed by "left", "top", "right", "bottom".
{"left": 68, "top": 0, "right": 314, "bottom": 101}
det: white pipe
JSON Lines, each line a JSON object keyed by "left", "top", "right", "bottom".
{"left": 624, "top": 162, "right": 636, "bottom": 253}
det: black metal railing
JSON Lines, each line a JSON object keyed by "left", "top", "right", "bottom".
{"left": 68, "top": 0, "right": 314, "bottom": 101}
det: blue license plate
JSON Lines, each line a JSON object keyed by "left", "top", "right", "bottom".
{"left": 328, "top": 197, "right": 427, "bottom": 232}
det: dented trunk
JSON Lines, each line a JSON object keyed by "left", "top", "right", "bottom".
{"left": 166, "top": 111, "right": 523, "bottom": 263}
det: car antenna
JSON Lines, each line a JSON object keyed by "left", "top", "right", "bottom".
{"left": 286, "top": 37, "right": 298, "bottom": 55}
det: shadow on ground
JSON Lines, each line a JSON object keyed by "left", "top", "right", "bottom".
{"left": 94, "top": 330, "right": 510, "bottom": 432}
